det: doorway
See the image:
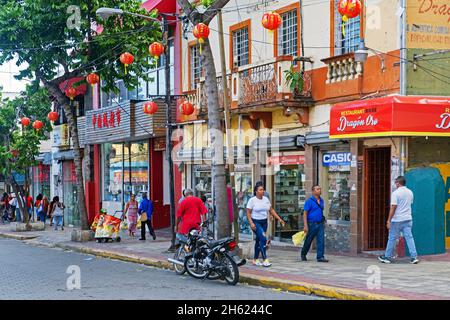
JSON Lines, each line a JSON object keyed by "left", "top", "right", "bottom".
{"left": 364, "top": 147, "right": 391, "bottom": 250}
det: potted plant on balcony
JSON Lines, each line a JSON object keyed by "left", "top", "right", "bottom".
{"left": 284, "top": 67, "right": 304, "bottom": 96}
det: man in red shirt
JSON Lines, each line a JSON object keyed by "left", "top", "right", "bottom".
{"left": 176, "top": 189, "right": 208, "bottom": 235}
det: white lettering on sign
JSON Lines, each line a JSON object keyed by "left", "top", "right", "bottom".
{"left": 323, "top": 152, "right": 352, "bottom": 166}
{"left": 337, "top": 115, "right": 379, "bottom": 132}
{"left": 436, "top": 113, "right": 450, "bottom": 130}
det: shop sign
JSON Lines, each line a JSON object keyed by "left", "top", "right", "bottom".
{"left": 330, "top": 96, "right": 450, "bottom": 138}
{"left": 406, "top": 0, "right": 450, "bottom": 50}
{"left": 323, "top": 152, "right": 352, "bottom": 167}
{"left": 92, "top": 108, "right": 121, "bottom": 130}
{"left": 268, "top": 155, "right": 305, "bottom": 165}
{"left": 154, "top": 138, "right": 166, "bottom": 151}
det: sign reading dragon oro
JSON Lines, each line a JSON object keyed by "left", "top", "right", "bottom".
{"left": 407, "top": 0, "right": 450, "bottom": 49}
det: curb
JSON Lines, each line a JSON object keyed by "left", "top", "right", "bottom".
{"left": 0, "top": 232, "right": 38, "bottom": 241}
{"left": 0, "top": 232, "right": 403, "bottom": 300}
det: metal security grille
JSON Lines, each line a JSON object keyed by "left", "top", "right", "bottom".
{"left": 365, "top": 147, "right": 391, "bottom": 250}
{"left": 190, "top": 45, "right": 202, "bottom": 89}
{"left": 334, "top": 1, "right": 360, "bottom": 55}
{"left": 278, "top": 9, "right": 298, "bottom": 57}
{"left": 233, "top": 27, "right": 249, "bottom": 67}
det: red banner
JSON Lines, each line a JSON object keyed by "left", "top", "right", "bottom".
{"left": 330, "top": 96, "right": 450, "bottom": 138}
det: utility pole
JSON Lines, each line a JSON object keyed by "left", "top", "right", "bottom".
{"left": 162, "top": 15, "right": 177, "bottom": 251}
{"left": 218, "top": 10, "right": 239, "bottom": 243}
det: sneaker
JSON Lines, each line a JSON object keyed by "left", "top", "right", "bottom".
{"left": 410, "top": 257, "right": 419, "bottom": 264}
{"left": 300, "top": 255, "right": 307, "bottom": 262}
{"left": 139, "top": 238, "right": 146, "bottom": 241}
{"left": 262, "top": 259, "right": 272, "bottom": 267}
{"left": 252, "top": 259, "right": 262, "bottom": 266}
{"left": 152, "top": 234, "right": 156, "bottom": 240}
{"left": 378, "top": 255, "right": 392, "bottom": 264}
{"left": 317, "top": 258, "right": 329, "bottom": 263}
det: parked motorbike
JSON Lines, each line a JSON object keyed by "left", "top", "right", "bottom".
{"left": 183, "top": 231, "right": 242, "bottom": 286}
{"left": 168, "top": 221, "right": 215, "bottom": 276}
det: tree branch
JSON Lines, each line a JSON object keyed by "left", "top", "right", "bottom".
{"left": 176, "top": 0, "right": 201, "bottom": 23}
{"left": 203, "top": 0, "right": 231, "bottom": 25}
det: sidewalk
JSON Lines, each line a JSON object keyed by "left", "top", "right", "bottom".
{"left": 1, "top": 223, "right": 450, "bottom": 300}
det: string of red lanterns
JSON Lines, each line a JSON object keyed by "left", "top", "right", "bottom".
{"left": 21, "top": 117, "right": 30, "bottom": 127}
{"left": 261, "top": 12, "right": 282, "bottom": 31}
{"left": 47, "top": 111, "right": 59, "bottom": 122}
{"left": 32, "top": 120, "right": 44, "bottom": 131}
{"left": 86, "top": 73, "right": 100, "bottom": 95}
{"left": 180, "top": 100, "right": 195, "bottom": 116}
{"left": 65, "top": 87, "right": 77, "bottom": 101}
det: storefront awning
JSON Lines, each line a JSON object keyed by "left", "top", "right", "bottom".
{"left": 141, "top": 0, "right": 177, "bottom": 22}
{"left": 330, "top": 95, "right": 450, "bottom": 139}
{"left": 53, "top": 150, "right": 74, "bottom": 161}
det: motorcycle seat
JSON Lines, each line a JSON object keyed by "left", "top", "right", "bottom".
{"left": 208, "top": 237, "right": 233, "bottom": 248}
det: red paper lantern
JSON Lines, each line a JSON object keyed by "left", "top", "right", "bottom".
{"left": 86, "top": 73, "right": 100, "bottom": 86}
{"left": 261, "top": 12, "right": 282, "bottom": 31}
{"left": 65, "top": 87, "right": 77, "bottom": 100}
{"left": 149, "top": 42, "right": 164, "bottom": 60}
{"left": 193, "top": 23, "right": 210, "bottom": 54}
{"left": 32, "top": 120, "right": 44, "bottom": 131}
{"left": 180, "top": 101, "right": 195, "bottom": 116}
{"left": 21, "top": 117, "right": 30, "bottom": 127}
{"left": 10, "top": 150, "right": 19, "bottom": 158}
{"left": 120, "top": 52, "right": 134, "bottom": 75}
{"left": 47, "top": 111, "right": 59, "bottom": 122}
{"left": 143, "top": 101, "right": 158, "bottom": 115}
{"left": 338, "top": 0, "right": 362, "bottom": 21}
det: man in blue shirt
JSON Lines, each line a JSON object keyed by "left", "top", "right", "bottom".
{"left": 138, "top": 192, "right": 156, "bottom": 241}
{"left": 300, "top": 185, "right": 329, "bottom": 262}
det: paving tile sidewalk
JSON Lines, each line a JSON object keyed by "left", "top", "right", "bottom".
{"left": 1, "top": 223, "right": 450, "bottom": 300}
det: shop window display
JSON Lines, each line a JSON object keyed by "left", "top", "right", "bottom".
{"left": 325, "top": 165, "right": 350, "bottom": 221}
{"left": 274, "top": 164, "right": 306, "bottom": 240}
{"left": 102, "top": 143, "right": 124, "bottom": 202}
{"left": 193, "top": 165, "right": 212, "bottom": 200}
{"left": 235, "top": 172, "right": 253, "bottom": 235}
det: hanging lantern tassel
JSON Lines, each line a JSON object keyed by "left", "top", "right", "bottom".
{"left": 124, "top": 64, "right": 128, "bottom": 75}
{"left": 342, "top": 15, "right": 348, "bottom": 37}
{"left": 198, "top": 38, "right": 204, "bottom": 55}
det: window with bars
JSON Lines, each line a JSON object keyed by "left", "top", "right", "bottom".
{"left": 334, "top": 2, "right": 360, "bottom": 55}
{"left": 232, "top": 27, "right": 249, "bottom": 67}
{"left": 278, "top": 9, "right": 298, "bottom": 57}
{"left": 190, "top": 45, "right": 202, "bottom": 89}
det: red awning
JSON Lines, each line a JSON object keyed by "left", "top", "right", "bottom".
{"left": 59, "top": 77, "right": 87, "bottom": 97}
{"left": 142, "top": 0, "right": 176, "bottom": 16}
{"left": 329, "top": 95, "right": 450, "bottom": 138}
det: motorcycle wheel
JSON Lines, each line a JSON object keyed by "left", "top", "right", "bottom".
{"left": 184, "top": 255, "right": 208, "bottom": 279}
{"left": 222, "top": 254, "right": 239, "bottom": 286}
{"left": 173, "top": 247, "right": 186, "bottom": 275}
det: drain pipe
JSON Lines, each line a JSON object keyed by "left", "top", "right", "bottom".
{"left": 399, "top": 0, "right": 407, "bottom": 176}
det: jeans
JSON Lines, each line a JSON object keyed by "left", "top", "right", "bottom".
{"left": 53, "top": 216, "right": 63, "bottom": 230}
{"left": 38, "top": 212, "right": 46, "bottom": 224}
{"left": 385, "top": 220, "right": 418, "bottom": 258}
{"left": 15, "top": 208, "right": 21, "bottom": 223}
{"left": 252, "top": 219, "right": 268, "bottom": 260}
{"left": 301, "top": 222, "right": 325, "bottom": 260}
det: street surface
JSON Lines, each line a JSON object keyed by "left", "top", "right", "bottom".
{"left": 0, "top": 238, "right": 321, "bottom": 300}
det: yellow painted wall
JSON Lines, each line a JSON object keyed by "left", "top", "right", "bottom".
{"left": 431, "top": 163, "right": 450, "bottom": 249}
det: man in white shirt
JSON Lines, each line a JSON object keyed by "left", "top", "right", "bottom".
{"left": 379, "top": 176, "right": 419, "bottom": 264}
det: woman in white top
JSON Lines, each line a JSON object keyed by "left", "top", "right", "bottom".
{"left": 51, "top": 196, "right": 65, "bottom": 231}
{"left": 247, "top": 184, "right": 285, "bottom": 267}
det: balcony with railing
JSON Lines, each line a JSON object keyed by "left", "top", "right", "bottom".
{"left": 185, "top": 56, "right": 313, "bottom": 117}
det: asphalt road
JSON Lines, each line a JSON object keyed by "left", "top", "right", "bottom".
{"left": 0, "top": 238, "right": 321, "bottom": 300}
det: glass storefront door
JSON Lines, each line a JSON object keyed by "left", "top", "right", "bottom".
{"left": 274, "top": 163, "right": 306, "bottom": 240}
{"left": 62, "top": 161, "right": 79, "bottom": 227}
{"left": 235, "top": 170, "right": 253, "bottom": 235}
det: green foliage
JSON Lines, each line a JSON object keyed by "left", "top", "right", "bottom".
{"left": 0, "top": 86, "right": 51, "bottom": 177}
{"left": 0, "top": 0, "right": 163, "bottom": 95}
{"left": 284, "top": 67, "right": 304, "bottom": 94}
{"left": 200, "top": 0, "right": 215, "bottom": 8}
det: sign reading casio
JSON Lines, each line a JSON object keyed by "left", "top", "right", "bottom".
{"left": 323, "top": 152, "right": 352, "bottom": 167}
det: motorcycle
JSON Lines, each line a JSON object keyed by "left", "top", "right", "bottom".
{"left": 183, "top": 231, "right": 242, "bottom": 286}
{"left": 168, "top": 221, "right": 215, "bottom": 276}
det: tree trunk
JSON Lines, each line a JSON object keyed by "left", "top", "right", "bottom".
{"left": 45, "top": 83, "right": 89, "bottom": 230}
{"left": 202, "top": 40, "right": 231, "bottom": 238}
{"left": 8, "top": 175, "right": 29, "bottom": 228}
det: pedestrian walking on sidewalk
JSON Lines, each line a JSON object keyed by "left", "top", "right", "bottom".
{"left": 36, "top": 195, "right": 49, "bottom": 225}
{"left": 176, "top": 189, "right": 208, "bottom": 236}
{"left": 300, "top": 185, "right": 329, "bottom": 263}
{"left": 51, "top": 196, "right": 65, "bottom": 231}
{"left": 125, "top": 194, "right": 139, "bottom": 237}
{"left": 138, "top": 192, "right": 156, "bottom": 241}
{"left": 35, "top": 194, "right": 43, "bottom": 221}
{"left": 379, "top": 176, "right": 419, "bottom": 264}
{"left": 247, "top": 184, "right": 285, "bottom": 267}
